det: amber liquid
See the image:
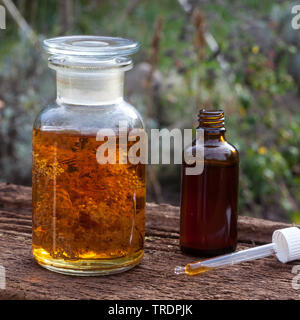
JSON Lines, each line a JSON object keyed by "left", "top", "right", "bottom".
{"left": 180, "top": 162, "right": 238, "bottom": 256}
{"left": 32, "top": 129, "right": 145, "bottom": 274}
{"left": 186, "top": 265, "right": 212, "bottom": 275}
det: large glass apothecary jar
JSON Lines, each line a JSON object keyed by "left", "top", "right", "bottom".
{"left": 32, "top": 36, "right": 145, "bottom": 275}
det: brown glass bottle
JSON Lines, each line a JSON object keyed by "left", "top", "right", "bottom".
{"left": 180, "top": 110, "right": 239, "bottom": 257}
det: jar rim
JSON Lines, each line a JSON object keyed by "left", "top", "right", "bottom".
{"left": 44, "top": 35, "right": 138, "bottom": 71}
{"left": 48, "top": 55, "right": 133, "bottom": 72}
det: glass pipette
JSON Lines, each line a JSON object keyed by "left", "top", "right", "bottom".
{"left": 175, "top": 227, "right": 300, "bottom": 275}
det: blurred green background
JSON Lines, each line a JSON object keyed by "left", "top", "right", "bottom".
{"left": 0, "top": 0, "right": 299, "bottom": 222}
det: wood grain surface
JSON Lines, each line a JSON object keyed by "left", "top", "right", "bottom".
{"left": 0, "top": 182, "right": 299, "bottom": 300}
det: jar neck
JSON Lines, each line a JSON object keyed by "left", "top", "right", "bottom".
{"left": 197, "top": 109, "right": 226, "bottom": 140}
{"left": 56, "top": 70, "right": 124, "bottom": 106}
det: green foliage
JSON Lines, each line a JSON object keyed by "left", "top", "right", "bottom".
{"left": 0, "top": 0, "right": 299, "bottom": 221}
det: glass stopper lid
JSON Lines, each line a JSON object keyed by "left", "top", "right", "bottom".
{"left": 43, "top": 35, "right": 139, "bottom": 57}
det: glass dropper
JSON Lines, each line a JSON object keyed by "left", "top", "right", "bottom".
{"left": 175, "top": 227, "right": 300, "bottom": 276}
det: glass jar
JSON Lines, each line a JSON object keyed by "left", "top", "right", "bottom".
{"left": 32, "top": 36, "right": 145, "bottom": 275}
{"left": 180, "top": 110, "right": 239, "bottom": 256}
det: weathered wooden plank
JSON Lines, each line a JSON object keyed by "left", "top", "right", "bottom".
{"left": 0, "top": 182, "right": 299, "bottom": 300}
{"left": 0, "top": 183, "right": 31, "bottom": 209}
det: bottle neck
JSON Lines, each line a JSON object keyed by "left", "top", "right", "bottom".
{"left": 197, "top": 109, "right": 226, "bottom": 141}
{"left": 56, "top": 70, "right": 124, "bottom": 106}
{"left": 203, "top": 130, "right": 225, "bottom": 140}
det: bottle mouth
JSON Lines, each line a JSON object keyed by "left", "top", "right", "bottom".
{"left": 198, "top": 109, "right": 225, "bottom": 130}
{"left": 48, "top": 55, "right": 133, "bottom": 72}
{"left": 43, "top": 35, "right": 139, "bottom": 71}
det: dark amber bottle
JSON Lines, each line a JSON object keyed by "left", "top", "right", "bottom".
{"left": 180, "top": 109, "right": 239, "bottom": 256}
